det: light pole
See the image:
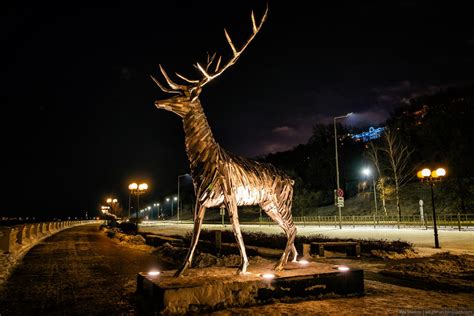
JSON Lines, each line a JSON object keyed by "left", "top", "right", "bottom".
{"left": 417, "top": 167, "right": 446, "bottom": 249}
{"left": 171, "top": 196, "right": 177, "bottom": 219}
{"left": 153, "top": 203, "right": 160, "bottom": 220}
{"left": 129, "top": 182, "right": 148, "bottom": 232}
{"left": 106, "top": 198, "right": 118, "bottom": 217}
{"left": 362, "top": 167, "right": 378, "bottom": 219}
{"left": 177, "top": 173, "right": 190, "bottom": 222}
{"left": 128, "top": 190, "right": 132, "bottom": 219}
{"left": 334, "top": 112, "right": 353, "bottom": 229}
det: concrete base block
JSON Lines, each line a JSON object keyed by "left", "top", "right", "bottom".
{"left": 137, "top": 261, "right": 364, "bottom": 314}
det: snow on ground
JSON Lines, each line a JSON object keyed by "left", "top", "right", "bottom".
{"left": 139, "top": 222, "right": 474, "bottom": 255}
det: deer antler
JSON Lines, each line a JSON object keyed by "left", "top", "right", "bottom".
{"left": 152, "top": 4, "right": 268, "bottom": 94}
{"left": 195, "top": 4, "right": 269, "bottom": 88}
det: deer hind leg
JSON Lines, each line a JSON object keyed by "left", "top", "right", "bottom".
{"left": 224, "top": 196, "right": 249, "bottom": 274}
{"left": 260, "top": 202, "right": 298, "bottom": 271}
{"left": 174, "top": 203, "right": 206, "bottom": 277}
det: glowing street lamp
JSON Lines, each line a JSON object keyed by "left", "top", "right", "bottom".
{"left": 129, "top": 182, "right": 148, "bottom": 231}
{"left": 361, "top": 167, "right": 378, "bottom": 219}
{"left": 106, "top": 198, "right": 118, "bottom": 215}
{"left": 334, "top": 112, "right": 353, "bottom": 229}
{"left": 417, "top": 167, "right": 446, "bottom": 248}
{"left": 153, "top": 203, "right": 161, "bottom": 220}
{"left": 173, "top": 196, "right": 177, "bottom": 219}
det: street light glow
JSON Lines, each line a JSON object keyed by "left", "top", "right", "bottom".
{"left": 362, "top": 168, "right": 371, "bottom": 176}
{"left": 435, "top": 168, "right": 446, "bottom": 177}
{"left": 106, "top": 198, "right": 112, "bottom": 203}
{"left": 421, "top": 168, "right": 431, "bottom": 177}
{"left": 139, "top": 183, "right": 148, "bottom": 191}
{"left": 173, "top": 196, "right": 177, "bottom": 201}
{"left": 129, "top": 183, "right": 138, "bottom": 190}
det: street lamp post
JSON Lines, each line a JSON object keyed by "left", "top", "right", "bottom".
{"left": 106, "top": 198, "right": 118, "bottom": 217}
{"left": 417, "top": 167, "right": 446, "bottom": 249}
{"left": 128, "top": 191, "right": 132, "bottom": 219}
{"left": 129, "top": 182, "right": 148, "bottom": 232}
{"left": 170, "top": 196, "right": 177, "bottom": 219}
{"left": 153, "top": 203, "right": 160, "bottom": 220}
{"left": 334, "top": 112, "right": 353, "bottom": 229}
{"left": 362, "top": 168, "right": 378, "bottom": 219}
{"left": 177, "top": 174, "right": 190, "bottom": 222}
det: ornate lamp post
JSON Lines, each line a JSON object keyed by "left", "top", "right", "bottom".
{"left": 129, "top": 182, "right": 148, "bottom": 231}
{"left": 334, "top": 112, "right": 353, "bottom": 229}
{"left": 417, "top": 167, "right": 446, "bottom": 248}
{"left": 106, "top": 198, "right": 118, "bottom": 216}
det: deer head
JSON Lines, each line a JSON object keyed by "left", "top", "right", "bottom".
{"left": 151, "top": 5, "right": 268, "bottom": 118}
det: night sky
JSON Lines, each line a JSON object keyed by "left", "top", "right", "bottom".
{"left": 2, "top": 1, "right": 473, "bottom": 218}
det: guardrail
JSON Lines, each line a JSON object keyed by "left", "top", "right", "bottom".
{"left": 139, "top": 213, "right": 473, "bottom": 230}
{"left": 0, "top": 220, "right": 99, "bottom": 254}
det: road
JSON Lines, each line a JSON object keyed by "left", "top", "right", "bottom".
{"left": 0, "top": 224, "right": 162, "bottom": 315}
{"left": 140, "top": 222, "right": 474, "bottom": 255}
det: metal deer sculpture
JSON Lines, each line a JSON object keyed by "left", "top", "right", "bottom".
{"left": 151, "top": 6, "right": 297, "bottom": 277}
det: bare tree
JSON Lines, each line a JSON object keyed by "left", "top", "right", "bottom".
{"left": 382, "top": 129, "right": 415, "bottom": 225}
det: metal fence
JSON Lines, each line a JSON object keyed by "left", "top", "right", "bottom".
{"left": 278, "top": 213, "right": 474, "bottom": 230}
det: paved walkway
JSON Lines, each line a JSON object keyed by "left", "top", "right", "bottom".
{"left": 0, "top": 224, "right": 161, "bottom": 315}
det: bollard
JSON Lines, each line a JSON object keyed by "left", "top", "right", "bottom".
{"left": 31, "top": 223, "right": 39, "bottom": 239}
{"left": 25, "top": 224, "right": 34, "bottom": 240}
{"left": 0, "top": 227, "right": 19, "bottom": 253}
{"left": 45, "top": 222, "right": 52, "bottom": 234}
{"left": 302, "top": 243, "right": 311, "bottom": 258}
{"left": 214, "top": 230, "right": 222, "bottom": 257}
{"left": 37, "top": 223, "right": 44, "bottom": 235}
{"left": 16, "top": 225, "right": 27, "bottom": 245}
{"left": 457, "top": 212, "right": 461, "bottom": 231}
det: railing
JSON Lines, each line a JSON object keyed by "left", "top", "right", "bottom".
{"left": 0, "top": 220, "right": 99, "bottom": 254}
{"left": 275, "top": 213, "right": 473, "bottom": 230}
{"left": 140, "top": 214, "right": 473, "bottom": 230}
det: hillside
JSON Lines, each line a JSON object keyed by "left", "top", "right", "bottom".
{"left": 305, "top": 181, "right": 465, "bottom": 217}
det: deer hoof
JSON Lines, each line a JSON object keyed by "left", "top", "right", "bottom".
{"left": 273, "top": 263, "right": 284, "bottom": 271}
{"left": 174, "top": 263, "right": 189, "bottom": 277}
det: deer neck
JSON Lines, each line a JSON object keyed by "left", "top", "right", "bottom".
{"left": 182, "top": 102, "right": 220, "bottom": 179}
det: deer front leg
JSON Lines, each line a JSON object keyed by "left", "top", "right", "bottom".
{"left": 224, "top": 198, "right": 249, "bottom": 275}
{"left": 174, "top": 203, "right": 206, "bottom": 277}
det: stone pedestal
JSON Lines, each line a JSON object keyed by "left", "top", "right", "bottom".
{"left": 137, "top": 261, "right": 364, "bottom": 314}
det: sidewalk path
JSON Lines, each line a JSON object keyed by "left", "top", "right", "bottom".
{"left": 0, "top": 224, "right": 161, "bottom": 315}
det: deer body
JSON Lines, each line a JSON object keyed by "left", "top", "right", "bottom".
{"left": 152, "top": 5, "right": 298, "bottom": 276}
